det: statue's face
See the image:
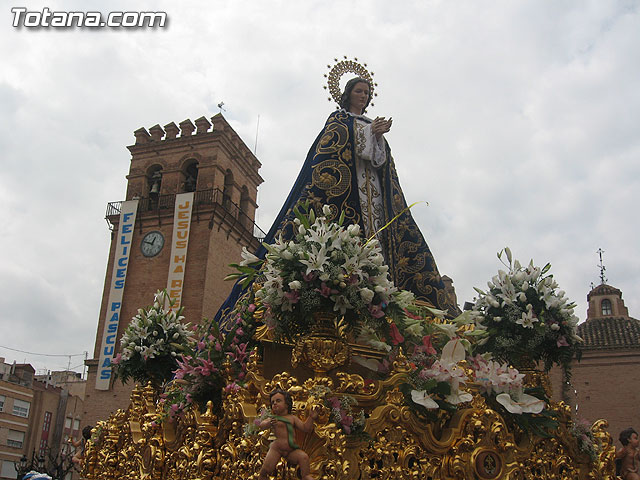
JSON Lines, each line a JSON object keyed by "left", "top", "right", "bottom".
{"left": 270, "top": 393, "right": 288, "bottom": 415}
{"left": 349, "top": 81, "right": 370, "bottom": 114}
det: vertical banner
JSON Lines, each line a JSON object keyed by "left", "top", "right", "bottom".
{"left": 166, "top": 192, "right": 194, "bottom": 309}
{"left": 96, "top": 200, "right": 138, "bottom": 390}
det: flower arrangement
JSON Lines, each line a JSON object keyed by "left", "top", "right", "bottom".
{"left": 326, "top": 394, "right": 365, "bottom": 435}
{"left": 407, "top": 338, "right": 473, "bottom": 412}
{"left": 470, "top": 355, "right": 544, "bottom": 415}
{"left": 470, "top": 248, "right": 582, "bottom": 377}
{"left": 230, "top": 202, "right": 413, "bottom": 341}
{"left": 569, "top": 419, "right": 601, "bottom": 462}
{"left": 112, "top": 290, "right": 191, "bottom": 388}
{"left": 160, "top": 294, "right": 256, "bottom": 420}
{"left": 309, "top": 385, "right": 366, "bottom": 436}
{"left": 354, "top": 303, "right": 480, "bottom": 415}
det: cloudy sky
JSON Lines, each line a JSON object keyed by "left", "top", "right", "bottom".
{"left": 1, "top": 1, "right": 638, "bottom": 375}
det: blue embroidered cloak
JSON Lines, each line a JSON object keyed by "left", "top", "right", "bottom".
{"left": 215, "top": 110, "right": 456, "bottom": 325}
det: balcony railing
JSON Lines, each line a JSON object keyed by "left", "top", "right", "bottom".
{"left": 105, "top": 188, "right": 266, "bottom": 241}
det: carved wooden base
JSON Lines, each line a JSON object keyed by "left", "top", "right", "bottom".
{"left": 83, "top": 345, "right": 616, "bottom": 479}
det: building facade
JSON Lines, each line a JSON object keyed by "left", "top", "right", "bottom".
{"left": 0, "top": 360, "right": 84, "bottom": 480}
{"left": 83, "top": 114, "right": 264, "bottom": 427}
{"left": 551, "top": 283, "right": 640, "bottom": 445}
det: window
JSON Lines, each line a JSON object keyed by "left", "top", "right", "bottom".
{"left": 65, "top": 417, "right": 72, "bottom": 429}
{"left": 182, "top": 161, "right": 198, "bottom": 192}
{"left": 42, "top": 411, "right": 52, "bottom": 433}
{"left": 12, "top": 398, "right": 30, "bottom": 418}
{"left": 7, "top": 429, "right": 25, "bottom": 449}
{"left": 1, "top": 460, "right": 17, "bottom": 479}
{"left": 602, "top": 299, "right": 612, "bottom": 316}
{"left": 73, "top": 419, "right": 80, "bottom": 431}
{"left": 39, "top": 438, "right": 47, "bottom": 457}
{"left": 0, "top": 394, "right": 5, "bottom": 411}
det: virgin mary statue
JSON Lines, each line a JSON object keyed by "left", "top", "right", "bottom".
{"left": 216, "top": 69, "right": 457, "bottom": 325}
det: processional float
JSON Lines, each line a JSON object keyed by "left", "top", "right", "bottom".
{"left": 83, "top": 59, "right": 615, "bottom": 479}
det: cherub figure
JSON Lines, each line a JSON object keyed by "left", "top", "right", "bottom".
{"left": 258, "top": 388, "right": 319, "bottom": 480}
{"left": 69, "top": 425, "right": 93, "bottom": 466}
{"left": 616, "top": 427, "right": 640, "bottom": 480}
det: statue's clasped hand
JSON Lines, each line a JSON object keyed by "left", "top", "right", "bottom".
{"left": 372, "top": 116, "right": 392, "bottom": 140}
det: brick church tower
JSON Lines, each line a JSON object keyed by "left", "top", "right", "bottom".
{"left": 83, "top": 114, "right": 264, "bottom": 426}
{"left": 550, "top": 279, "right": 640, "bottom": 442}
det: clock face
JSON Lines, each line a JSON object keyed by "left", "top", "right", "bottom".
{"left": 141, "top": 231, "right": 165, "bottom": 257}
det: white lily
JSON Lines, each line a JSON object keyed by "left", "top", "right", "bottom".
{"left": 411, "top": 389, "right": 439, "bottom": 410}
{"left": 359, "top": 287, "right": 374, "bottom": 304}
{"left": 239, "top": 246, "right": 261, "bottom": 266}
{"left": 496, "top": 392, "right": 545, "bottom": 414}
{"left": 516, "top": 304, "right": 538, "bottom": 328}
{"left": 446, "top": 390, "right": 473, "bottom": 405}
{"left": 434, "top": 322, "right": 458, "bottom": 339}
{"left": 441, "top": 338, "right": 466, "bottom": 365}
{"left": 395, "top": 290, "right": 415, "bottom": 309}
{"left": 352, "top": 355, "right": 381, "bottom": 371}
{"left": 356, "top": 326, "right": 392, "bottom": 352}
{"left": 425, "top": 306, "right": 447, "bottom": 320}
{"left": 330, "top": 294, "right": 353, "bottom": 314}
{"left": 299, "top": 243, "right": 328, "bottom": 274}
{"left": 404, "top": 320, "right": 424, "bottom": 338}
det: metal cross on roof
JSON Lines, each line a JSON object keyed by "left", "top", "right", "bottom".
{"left": 597, "top": 247, "right": 607, "bottom": 285}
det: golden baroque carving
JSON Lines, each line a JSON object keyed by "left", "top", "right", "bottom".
{"left": 83, "top": 344, "right": 616, "bottom": 480}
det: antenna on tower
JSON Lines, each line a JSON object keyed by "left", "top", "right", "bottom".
{"left": 597, "top": 248, "right": 607, "bottom": 285}
{"left": 217, "top": 102, "right": 226, "bottom": 113}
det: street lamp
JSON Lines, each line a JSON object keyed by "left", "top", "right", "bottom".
{"left": 14, "top": 453, "right": 31, "bottom": 480}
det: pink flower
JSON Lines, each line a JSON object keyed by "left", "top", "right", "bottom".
{"left": 225, "top": 382, "right": 241, "bottom": 393}
{"left": 557, "top": 335, "right": 569, "bottom": 347}
{"left": 233, "top": 342, "right": 249, "bottom": 364}
{"left": 197, "top": 341, "right": 206, "bottom": 351}
{"left": 378, "top": 358, "right": 391, "bottom": 374}
{"left": 208, "top": 334, "right": 215, "bottom": 342}
{"left": 284, "top": 290, "right": 300, "bottom": 304}
{"left": 194, "top": 358, "right": 217, "bottom": 376}
{"left": 317, "top": 282, "right": 337, "bottom": 298}
{"left": 415, "top": 335, "right": 437, "bottom": 356}
{"left": 248, "top": 303, "right": 256, "bottom": 313}
{"left": 112, "top": 353, "right": 122, "bottom": 365}
{"left": 404, "top": 308, "right": 422, "bottom": 320}
{"left": 214, "top": 341, "right": 222, "bottom": 351}
{"left": 388, "top": 322, "right": 405, "bottom": 345}
{"left": 302, "top": 272, "right": 316, "bottom": 282}
{"left": 236, "top": 328, "right": 244, "bottom": 336}
{"left": 368, "top": 303, "right": 385, "bottom": 319}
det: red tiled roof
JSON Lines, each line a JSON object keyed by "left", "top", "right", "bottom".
{"left": 577, "top": 316, "right": 640, "bottom": 349}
